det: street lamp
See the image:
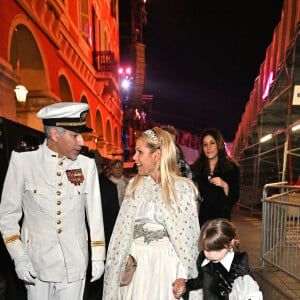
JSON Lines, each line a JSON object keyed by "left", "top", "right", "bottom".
{"left": 14, "top": 84, "right": 28, "bottom": 103}
{"left": 119, "top": 65, "right": 134, "bottom": 161}
{"left": 119, "top": 66, "right": 133, "bottom": 90}
{"left": 14, "top": 58, "right": 28, "bottom": 103}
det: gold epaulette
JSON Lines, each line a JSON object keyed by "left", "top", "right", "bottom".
{"left": 4, "top": 234, "right": 20, "bottom": 244}
{"left": 91, "top": 241, "right": 105, "bottom": 247}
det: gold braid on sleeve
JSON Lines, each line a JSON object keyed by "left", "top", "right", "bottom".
{"left": 91, "top": 241, "right": 105, "bottom": 247}
{"left": 4, "top": 234, "right": 20, "bottom": 244}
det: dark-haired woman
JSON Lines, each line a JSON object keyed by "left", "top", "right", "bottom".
{"left": 192, "top": 128, "right": 240, "bottom": 227}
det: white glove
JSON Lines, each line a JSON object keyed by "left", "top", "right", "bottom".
{"left": 90, "top": 260, "right": 105, "bottom": 282}
{"left": 14, "top": 255, "right": 37, "bottom": 284}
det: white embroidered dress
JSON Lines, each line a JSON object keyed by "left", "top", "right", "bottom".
{"left": 103, "top": 176, "right": 202, "bottom": 300}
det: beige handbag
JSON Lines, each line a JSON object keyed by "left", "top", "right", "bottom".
{"left": 120, "top": 255, "right": 137, "bottom": 286}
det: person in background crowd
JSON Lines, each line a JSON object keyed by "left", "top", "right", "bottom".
{"left": 109, "top": 159, "right": 129, "bottom": 206}
{"left": 161, "top": 125, "right": 201, "bottom": 214}
{"left": 94, "top": 152, "right": 120, "bottom": 248}
{"left": 84, "top": 150, "right": 120, "bottom": 300}
{"left": 192, "top": 128, "right": 240, "bottom": 227}
{"left": 103, "top": 165, "right": 111, "bottom": 178}
{"left": 0, "top": 102, "right": 105, "bottom": 300}
{"left": 160, "top": 125, "right": 195, "bottom": 180}
{"left": 102, "top": 127, "right": 202, "bottom": 299}
{"left": 173, "top": 218, "right": 261, "bottom": 300}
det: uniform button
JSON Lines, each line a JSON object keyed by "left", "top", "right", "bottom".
{"left": 78, "top": 191, "right": 80, "bottom": 195}
{"left": 33, "top": 189, "right": 37, "bottom": 193}
{"left": 57, "top": 200, "right": 61, "bottom": 205}
{"left": 57, "top": 228, "right": 62, "bottom": 234}
{"left": 56, "top": 191, "right": 61, "bottom": 196}
{"left": 57, "top": 172, "right": 61, "bottom": 176}
{"left": 59, "top": 161, "right": 63, "bottom": 166}
{"left": 58, "top": 182, "right": 63, "bottom": 186}
{"left": 57, "top": 211, "right": 61, "bottom": 215}
{"left": 57, "top": 220, "right": 61, "bottom": 225}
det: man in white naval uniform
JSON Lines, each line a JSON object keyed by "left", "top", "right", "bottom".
{"left": 0, "top": 102, "right": 105, "bottom": 299}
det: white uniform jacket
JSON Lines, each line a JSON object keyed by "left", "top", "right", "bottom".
{"left": 0, "top": 140, "right": 105, "bottom": 283}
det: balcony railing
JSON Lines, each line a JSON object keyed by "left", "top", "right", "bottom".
{"left": 93, "top": 51, "right": 117, "bottom": 74}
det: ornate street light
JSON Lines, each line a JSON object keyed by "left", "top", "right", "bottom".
{"left": 14, "top": 59, "right": 28, "bottom": 103}
{"left": 14, "top": 84, "right": 28, "bottom": 103}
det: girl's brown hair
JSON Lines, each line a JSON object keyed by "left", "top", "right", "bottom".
{"left": 199, "top": 218, "right": 239, "bottom": 252}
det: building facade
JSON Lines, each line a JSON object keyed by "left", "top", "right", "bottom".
{"left": 232, "top": 0, "right": 300, "bottom": 210}
{"left": 0, "top": 0, "right": 122, "bottom": 159}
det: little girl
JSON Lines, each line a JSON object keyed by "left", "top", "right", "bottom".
{"left": 173, "top": 218, "right": 262, "bottom": 300}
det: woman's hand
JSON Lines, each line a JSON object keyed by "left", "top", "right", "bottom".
{"left": 172, "top": 278, "right": 186, "bottom": 299}
{"left": 210, "top": 177, "right": 229, "bottom": 195}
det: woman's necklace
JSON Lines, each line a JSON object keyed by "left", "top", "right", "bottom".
{"left": 208, "top": 161, "right": 217, "bottom": 180}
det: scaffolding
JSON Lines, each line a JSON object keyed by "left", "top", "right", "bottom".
{"left": 232, "top": 0, "right": 300, "bottom": 212}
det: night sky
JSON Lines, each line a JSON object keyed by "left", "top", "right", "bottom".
{"left": 141, "top": 1, "right": 284, "bottom": 141}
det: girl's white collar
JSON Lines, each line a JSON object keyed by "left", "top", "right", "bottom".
{"left": 201, "top": 248, "right": 234, "bottom": 272}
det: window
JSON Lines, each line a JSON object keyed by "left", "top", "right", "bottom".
{"left": 80, "top": 0, "right": 90, "bottom": 44}
{"left": 111, "top": 0, "right": 116, "bottom": 18}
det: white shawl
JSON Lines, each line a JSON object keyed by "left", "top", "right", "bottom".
{"left": 103, "top": 176, "right": 201, "bottom": 299}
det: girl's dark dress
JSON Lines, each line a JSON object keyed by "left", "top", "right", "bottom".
{"left": 184, "top": 251, "right": 251, "bottom": 300}
{"left": 197, "top": 162, "right": 240, "bottom": 227}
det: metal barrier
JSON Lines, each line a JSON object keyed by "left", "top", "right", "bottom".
{"left": 261, "top": 182, "right": 300, "bottom": 280}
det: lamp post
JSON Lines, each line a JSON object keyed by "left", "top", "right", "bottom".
{"left": 119, "top": 65, "right": 134, "bottom": 161}
{"left": 119, "top": 66, "right": 133, "bottom": 95}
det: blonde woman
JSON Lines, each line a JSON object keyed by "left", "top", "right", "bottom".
{"left": 103, "top": 127, "right": 202, "bottom": 299}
